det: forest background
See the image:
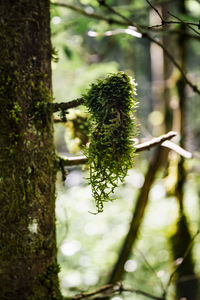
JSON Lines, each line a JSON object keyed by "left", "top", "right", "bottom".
{"left": 51, "top": 0, "right": 199, "bottom": 299}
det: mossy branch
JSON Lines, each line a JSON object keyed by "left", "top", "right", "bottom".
{"left": 58, "top": 131, "right": 177, "bottom": 166}
{"left": 50, "top": 98, "right": 84, "bottom": 113}
{"left": 52, "top": 72, "right": 178, "bottom": 213}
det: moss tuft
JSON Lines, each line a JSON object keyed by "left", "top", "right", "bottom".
{"left": 83, "top": 72, "right": 138, "bottom": 213}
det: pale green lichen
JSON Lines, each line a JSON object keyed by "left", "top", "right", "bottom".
{"left": 64, "top": 109, "right": 90, "bottom": 154}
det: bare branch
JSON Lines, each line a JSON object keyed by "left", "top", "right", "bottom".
{"left": 51, "top": 2, "right": 126, "bottom": 26}
{"left": 145, "top": 34, "right": 200, "bottom": 94}
{"left": 148, "top": 20, "right": 200, "bottom": 29}
{"left": 97, "top": 0, "right": 133, "bottom": 25}
{"left": 147, "top": 28, "right": 200, "bottom": 41}
{"left": 146, "top": 0, "right": 163, "bottom": 22}
{"left": 72, "top": 284, "right": 114, "bottom": 299}
{"left": 98, "top": 0, "right": 200, "bottom": 94}
{"left": 146, "top": 0, "right": 200, "bottom": 31}
{"left": 121, "top": 287, "right": 165, "bottom": 300}
{"left": 58, "top": 131, "right": 177, "bottom": 167}
{"left": 69, "top": 282, "right": 165, "bottom": 300}
{"left": 52, "top": 2, "right": 200, "bottom": 31}
{"left": 162, "top": 140, "right": 192, "bottom": 158}
{"left": 135, "top": 131, "right": 177, "bottom": 152}
{"left": 59, "top": 155, "right": 88, "bottom": 166}
{"left": 136, "top": 248, "right": 166, "bottom": 295}
{"left": 168, "top": 11, "right": 200, "bottom": 36}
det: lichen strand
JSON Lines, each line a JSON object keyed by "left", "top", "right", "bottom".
{"left": 83, "top": 72, "right": 137, "bottom": 212}
{"left": 0, "top": 1, "right": 61, "bottom": 299}
{"left": 64, "top": 109, "right": 90, "bottom": 154}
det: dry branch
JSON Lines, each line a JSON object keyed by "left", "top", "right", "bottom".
{"left": 69, "top": 282, "right": 164, "bottom": 300}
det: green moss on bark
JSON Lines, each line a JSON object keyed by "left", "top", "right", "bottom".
{"left": 0, "top": 1, "right": 61, "bottom": 299}
{"left": 38, "top": 263, "right": 63, "bottom": 300}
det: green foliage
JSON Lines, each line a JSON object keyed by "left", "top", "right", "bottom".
{"left": 83, "top": 72, "right": 137, "bottom": 212}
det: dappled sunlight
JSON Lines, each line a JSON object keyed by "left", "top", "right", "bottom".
{"left": 61, "top": 240, "right": 81, "bottom": 256}
{"left": 124, "top": 260, "right": 138, "bottom": 273}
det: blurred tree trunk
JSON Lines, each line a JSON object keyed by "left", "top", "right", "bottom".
{"left": 108, "top": 147, "right": 167, "bottom": 284}
{"left": 169, "top": 1, "right": 199, "bottom": 299}
{"left": 161, "top": 2, "right": 174, "bottom": 132}
{"left": 0, "top": 1, "right": 61, "bottom": 299}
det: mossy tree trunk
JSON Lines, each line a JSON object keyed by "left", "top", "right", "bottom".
{"left": 170, "top": 1, "right": 199, "bottom": 299}
{"left": 0, "top": 1, "right": 61, "bottom": 299}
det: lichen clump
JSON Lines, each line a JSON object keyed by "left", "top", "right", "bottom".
{"left": 64, "top": 109, "right": 90, "bottom": 154}
{"left": 84, "top": 72, "right": 137, "bottom": 213}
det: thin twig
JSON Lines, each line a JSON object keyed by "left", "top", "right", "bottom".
{"left": 162, "top": 140, "right": 192, "bottom": 158}
{"left": 148, "top": 20, "right": 200, "bottom": 29}
{"left": 135, "top": 131, "right": 177, "bottom": 152}
{"left": 146, "top": 0, "right": 163, "bottom": 22}
{"left": 58, "top": 131, "right": 177, "bottom": 167}
{"left": 69, "top": 282, "right": 165, "bottom": 300}
{"left": 136, "top": 248, "right": 166, "bottom": 295}
{"left": 145, "top": 34, "right": 200, "bottom": 94}
{"left": 103, "top": 1, "right": 200, "bottom": 94}
{"left": 145, "top": 1, "right": 199, "bottom": 29}
{"left": 72, "top": 284, "right": 113, "bottom": 299}
{"left": 52, "top": 2, "right": 126, "bottom": 26}
{"left": 147, "top": 27, "right": 200, "bottom": 41}
{"left": 52, "top": 2, "right": 200, "bottom": 31}
{"left": 97, "top": 0, "right": 133, "bottom": 25}
{"left": 122, "top": 287, "right": 165, "bottom": 300}
{"left": 168, "top": 11, "right": 200, "bottom": 36}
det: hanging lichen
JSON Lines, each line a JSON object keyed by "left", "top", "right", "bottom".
{"left": 83, "top": 72, "right": 138, "bottom": 213}
{"left": 64, "top": 109, "right": 90, "bottom": 154}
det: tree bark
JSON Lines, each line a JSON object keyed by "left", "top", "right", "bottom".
{"left": 0, "top": 1, "right": 61, "bottom": 299}
{"left": 169, "top": 1, "right": 199, "bottom": 299}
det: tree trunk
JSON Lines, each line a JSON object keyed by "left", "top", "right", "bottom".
{"left": 108, "top": 147, "right": 167, "bottom": 284}
{"left": 0, "top": 1, "right": 61, "bottom": 299}
{"left": 169, "top": 1, "right": 199, "bottom": 299}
